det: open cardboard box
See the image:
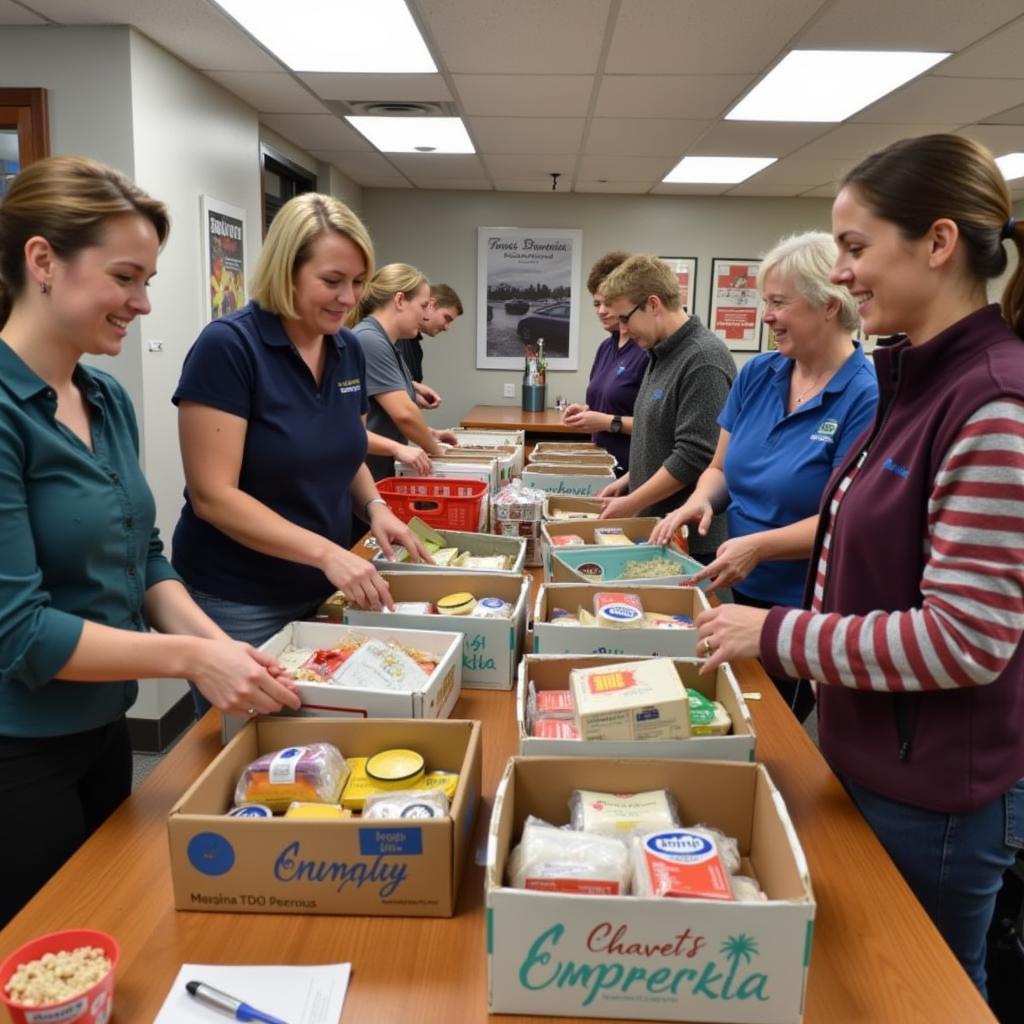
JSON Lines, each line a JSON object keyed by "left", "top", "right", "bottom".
{"left": 344, "top": 572, "right": 529, "bottom": 690}
{"left": 533, "top": 583, "right": 710, "bottom": 658}
{"left": 516, "top": 654, "right": 755, "bottom": 760}
{"left": 486, "top": 756, "right": 814, "bottom": 1021}
{"left": 541, "top": 517, "right": 662, "bottom": 577}
{"left": 551, "top": 543, "right": 707, "bottom": 587}
{"left": 372, "top": 520, "right": 526, "bottom": 576}
{"left": 169, "top": 717, "right": 481, "bottom": 917}
{"left": 542, "top": 495, "right": 605, "bottom": 521}
{"left": 522, "top": 463, "right": 617, "bottom": 497}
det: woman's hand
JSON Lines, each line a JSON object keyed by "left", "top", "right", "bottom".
{"left": 433, "top": 429, "right": 459, "bottom": 447}
{"left": 394, "top": 444, "right": 432, "bottom": 476}
{"left": 368, "top": 504, "right": 433, "bottom": 565}
{"left": 562, "top": 404, "right": 607, "bottom": 432}
{"left": 321, "top": 545, "right": 394, "bottom": 610}
{"left": 561, "top": 402, "right": 587, "bottom": 425}
{"left": 597, "top": 474, "right": 629, "bottom": 499}
{"left": 189, "top": 638, "right": 302, "bottom": 716}
{"left": 695, "top": 605, "right": 769, "bottom": 675}
{"left": 649, "top": 497, "right": 712, "bottom": 547}
{"left": 688, "top": 536, "right": 763, "bottom": 593}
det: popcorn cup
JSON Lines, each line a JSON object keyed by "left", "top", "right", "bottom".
{"left": 0, "top": 929, "right": 119, "bottom": 1024}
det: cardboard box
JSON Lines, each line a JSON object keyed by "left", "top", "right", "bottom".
{"left": 517, "top": 654, "right": 755, "bottom": 760}
{"left": 541, "top": 517, "right": 662, "bottom": 578}
{"left": 551, "top": 543, "right": 706, "bottom": 587}
{"left": 443, "top": 444, "right": 520, "bottom": 482}
{"left": 533, "top": 583, "right": 710, "bottom": 658}
{"left": 522, "top": 463, "right": 617, "bottom": 497}
{"left": 169, "top": 717, "right": 481, "bottom": 917}
{"left": 486, "top": 756, "right": 815, "bottom": 1021}
{"left": 343, "top": 572, "right": 530, "bottom": 690}
{"left": 532, "top": 441, "right": 603, "bottom": 456}
{"left": 373, "top": 525, "right": 526, "bottom": 576}
{"left": 542, "top": 495, "right": 605, "bottom": 521}
{"left": 528, "top": 450, "right": 618, "bottom": 468}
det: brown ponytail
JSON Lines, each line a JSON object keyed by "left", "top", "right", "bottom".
{"left": 1001, "top": 218, "right": 1024, "bottom": 338}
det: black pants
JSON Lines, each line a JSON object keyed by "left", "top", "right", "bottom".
{"left": 733, "top": 589, "right": 817, "bottom": 723}
{"left": 0, "top": 717, "right": 132, "bottom": 927}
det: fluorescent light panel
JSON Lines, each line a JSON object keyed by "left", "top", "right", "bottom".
{"left": 996, "top": 152, "right": 1024, "bottom": 182}
{"left": 212, "top": 0, "right": 436, "bottom": 73}
{"left": 727, "top": 50, "right": 949, "bottom": 122}
{"left": 663, "top": 156, "right": 776, "bottom": 184}
{"left": 347, "top": 116, "right": 474, "bottom": 154}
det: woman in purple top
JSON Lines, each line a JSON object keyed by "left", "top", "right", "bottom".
{"left": 562, "top": 251, "right": 648, "bottom": 473}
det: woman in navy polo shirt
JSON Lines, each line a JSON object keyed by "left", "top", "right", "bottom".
{"left": 561, "top": 250, "right": 647, "bottom": 473}
{"left": 651, "top": 231, "right": 877, "bottom": 717}
{"left": 173, "top": 194, "right": 427, "bottom": 715}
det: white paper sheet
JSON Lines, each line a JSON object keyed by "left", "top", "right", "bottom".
{"left": 153, "top": 963, "right": 350, "bottom": 1024}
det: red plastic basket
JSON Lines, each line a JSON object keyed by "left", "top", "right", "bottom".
{"left": 376, "top": 477, "right": 488, "bottom": 532}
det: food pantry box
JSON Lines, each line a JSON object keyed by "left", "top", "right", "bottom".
{"left": 486, "top": 756, "right": 815, "bottom": 1022}
{"left": 522, "top": 463, "right": 616, "bottom": 497}
{"left": 533, "top": 583, "right": 710, "bottom": 658}
{"left": 528, "top": 449, "right": 618, "bottom": 466}
{"left": 516, "top": 654, "right": 755, "bottom": 760}
{"left": 441, "top": 444, "right": 520, "bottom": 483}
{"left": 532, "top": 441, "right": 603, "bottom": 456}
{"left": 541, "top": 517, "right": 661, "bottom": 578}
{"left": 344, "top": 572, "right": 530, "bottom": 690}
{"left": 542, "top": 495, "right": 604, "bottom": 521}
{"left": 373, "top": 524, "right": 526, "bottom": 576}
{"left": 451, "top": 428, "right": 525, "bottom": 475}
{"left": 551, "top": 543, "right": 706, "bottom": 587}
{"left": 169, "top": 716, "right": 481, "bottom": 917}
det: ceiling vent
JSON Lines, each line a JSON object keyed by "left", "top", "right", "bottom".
{"left": 327, "top": 100, "right": 458, "bottom": 117}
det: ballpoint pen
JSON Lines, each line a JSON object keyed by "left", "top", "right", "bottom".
{"left": 185, "top": 980, "right": 291, "bottom": 1024}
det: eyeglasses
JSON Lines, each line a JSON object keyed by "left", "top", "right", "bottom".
{"left": 617, "top": 299, "right": 646, "bottom": 326}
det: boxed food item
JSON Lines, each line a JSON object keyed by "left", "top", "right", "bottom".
{"left": 486, "top": 756, "right": 814, "bottom": 1021}
{"left": 492, "top": 478, "right": 547, "bottom": 568}
{"left": 541, "top": 517, "right": 662, "bottom": 577}
{"left": 521, "top": 463, "right": 616, "bottom": 497}
{"left": 343, "top": 572, "right": 529, "bottom": 690}
{"left": 533, "top": 584, "right": 710, "bottom": 658}
{"left": 451, "top": 428, "right": 525, "bottom": 475}
{"left": 516, "top": 654, "right": 755, "bottom": 760}
{"left": 373, "top": 517, "right": 526, "bottom": 576}
{"left": 550, "top": 543, "right": 706, "bottom": 587}
{"left": 542, "top": 495, "right": 605, "bottom": 521}
{"left": 532, "top": 441, "right": 604, "bottom": 456}
{"left": 169, "top": 717, "right": 481, "bottom": 916}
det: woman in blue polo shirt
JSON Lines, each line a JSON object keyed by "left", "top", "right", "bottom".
{"left": 173, "top": 194, "right": 427, "bottom": 716}
{"left": 651, "top": 231, "right": 877, "bottom": 717}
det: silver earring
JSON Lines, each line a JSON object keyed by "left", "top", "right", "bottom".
{"left": 40, "top": 281, "right": 50, "bottom": 295}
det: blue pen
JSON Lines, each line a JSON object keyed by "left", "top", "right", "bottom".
{"left": 185, "top": 980, "right": 290, "bottom": 1024}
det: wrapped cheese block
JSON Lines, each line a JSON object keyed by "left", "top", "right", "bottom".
{"left": 631, "top": 828, "right": 735, "bottom": 901}
{"left": 593, "top": 591, "right": 645, "bottom": 628}
{"left": 569, "top": 789, "right": 680, "bottom": 835}
{"left": 234, "top": 743, "right": 349, "bottom": 812}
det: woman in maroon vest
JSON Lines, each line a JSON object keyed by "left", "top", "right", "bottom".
{"left": 696, "top": 134, "right": 1024, "bottom": 998}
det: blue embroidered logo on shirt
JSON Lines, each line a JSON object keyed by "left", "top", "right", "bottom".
{"left": 617, "top": 365, "right": 626, "bottom": 374}
{"left": 883, "top": 457, "right": 910, "bottom": 479}
{"left": 653, "top": 388, "right": 664, "bottom": 400}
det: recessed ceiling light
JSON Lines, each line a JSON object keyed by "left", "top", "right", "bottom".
{"left": 347, "top": 116, "right": 475, "bottom": 154}
{"left": 726, "top": 50, "right": 949, "bottom": 122}
{"left": 211, "top": 0, "right": 436, "bottom": 73}
{"left": 996, "top": 152, "right": 1024, "bottom": 182}
{"left": 662, "top": 156, "right": 776, "bottom": 184}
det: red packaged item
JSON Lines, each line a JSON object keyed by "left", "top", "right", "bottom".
{"left": 632, "top": 828, "right": 735, "bottom": 901}
{"left": 535, "top": 689, "right": 575, "bottom": 718}
{"left": 532, "top": 719, "right": 579, "bottom": 739}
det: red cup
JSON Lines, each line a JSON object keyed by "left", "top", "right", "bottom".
{"left": 0, "top": 929, "right": 119, "bottom": 1024}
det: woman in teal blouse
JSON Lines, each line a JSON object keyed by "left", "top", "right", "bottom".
{"left": 0, "top": 156, "right": 299, "bottom": 926}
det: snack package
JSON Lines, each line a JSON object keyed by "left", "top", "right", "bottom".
{"left": 362, "top": 789, "right": 450, "bottom": 820}
{"left": 386, "top": 601, "right": 435, "bottom": 615}
{"left": 234, "top": 743, "right": 349, "bottom": 812}
{"left": 631, "top": 828, "right": 735, "bottom": 901}
{"left": 507, "top": 816, "right": 631, "bottom": 894}
{"left": 471, "top": 596, "right": 513, "bottom": 618}
{"left": 461, "top": 554, "right": 511, "bottom": 571}
{"left": 547, "top": 607, "right": 576, "bottom": 625}
{"left": 644, "top": 611, "right": 695, "bottom": 629}
{"left": 687, "top": 689, "right": 732, "bottom": 735}
{"left": 593, "top": 591, "right": 645, "bottom": 628}
{"left": 492, "top": 479, "right": 547, "bottom": 566}
{"left": 549, "top": 534, "right": 586, "bottom": 547}
{"left": 569, "top": 789, "right": 680, "bottom": 835}
{"left": 292, "top": 636, "right": 365, "bottom": 681}
{"left": 534, "top": 686, "right": 575, "bottom": 720}
{"left": 332, "top": 638, "right": 433, "bottom": 692}
{"left": 532, "top": 718, "right": 580, "bottom": 739}
{"left": 594, "top": 527, "right": 631, "bottom": 546}
{"left": 284, "top": 802, "right": 351, "bottom": 820}
{"left": 550, "top": 509, "right": 599, "bottom": 521}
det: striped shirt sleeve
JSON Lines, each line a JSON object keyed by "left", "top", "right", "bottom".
{"left": 769, "top": 399, "right": 1024, "bottom": 692}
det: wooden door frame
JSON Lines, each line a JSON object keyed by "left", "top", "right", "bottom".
{"left": 0, "top": 88, "right": 50, "bottom": 165}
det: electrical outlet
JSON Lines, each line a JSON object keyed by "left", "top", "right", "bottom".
{"left": 503, "top": 382, "right": 516, "bottom": 398}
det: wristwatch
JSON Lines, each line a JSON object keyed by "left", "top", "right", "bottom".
{"left": 609, "top": 415, "right": 623, "bottom": 434}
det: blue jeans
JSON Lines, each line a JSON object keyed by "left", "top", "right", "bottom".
{"left": 188, "top": 588, "right": 322, "bottom": 718}
{"left": 842, "top": 775, "right": 1024, "bottom": 997}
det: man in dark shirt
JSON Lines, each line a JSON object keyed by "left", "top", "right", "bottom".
{"left": 396, "top": 283, "right": 463, "bottom": 411}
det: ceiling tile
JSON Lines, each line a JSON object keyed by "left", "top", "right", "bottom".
{"left": 407, "top": 178, "right": 493, "bottom": 190}
{"left": 453, "top": 75, "right": 594, "bottom": 117}
{"left": 743, "top": 157, "right": 852, "bottom": 187}
{"left": 852, "top": 75, "right": 1024, "bottom": 124}
{"left": 387, "top": 153, "right": 489, "bottom": 179}
{"left": 578, "top": 155, "right": 677, "bottom": 180}
{"left": 800, "top": 184, "right": 841, "bottom": 198}
{"left": 353, "top": 177, "right": 414, "bottom": 189}
{"left": 468, "top": 117, "right": 585, "bottom": 155}
{"left": 981, "top": 102, "right": 1024, "bottom": 125}
{"left": 595, "top": 75, "right": 753, "bottom": 120}
{"left": 790, "top": 122, "right": 959, "bottom": 159}
{"left": 310, "top": 151, "right": 405, "bottom": 176}
{"left": 0, "top": 1, "right": 46, "bottom": 24}
{"left": 726, "top": 182, "right": 808, "bottom": 197}
{"left": 575, "top": 180, "right": 656, "bottom": 193}
{"left": 957, "top": 124, "right": 1024, "bottom": 154}
{"left": 648, "top": 182, "right": 731, "bottom": 195}
{"left": 584, "top": 118, "right": 710, "bottom": 156}
{"left": 491, "top": 180, "right": 559, "bottom": 192}
{"left": 297, "top": 73, "right": 453, "bottom": 103}
{"left": 419, "top": 0, "right": 610, "bottom": 74}
{"left": 689, "top": 122, "right": 833, "bottom": 157}
{"left": 485, "top": 154, "right": 577, "bottom": 179}
{"left": 939, "top": 18, "right": 1024, "bottom": 78}
{"left": 260, "top": 114, "right": 374, "bottom": 152}
{"left": 607, "top": 0, "right": 823, "bottom": 75}
{"left": 206, "top": 72, "right": 325, "bottom": 114}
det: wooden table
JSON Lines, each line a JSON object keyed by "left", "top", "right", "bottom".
{"left": 0, "top": 604, "right": 993, "bottom": 1022}
{"left": 460, "top": 403, "right": 591, "bottom": 444}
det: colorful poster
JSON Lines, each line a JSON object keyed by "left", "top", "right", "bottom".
{"left": 660, "top": 256, "right": 697, "bottom": 313}
{"left": 201, "top": 196, "right": 246, "bottom": 324}
{"left": 709, "top": 258, "right": 762, "bottom": 352}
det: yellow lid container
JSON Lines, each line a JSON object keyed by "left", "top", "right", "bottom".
{"left": 437, "top": 592, "right": 477, "bottom": 615}
{"left": 365, "top": 748, "right": 426, "bottom": 789}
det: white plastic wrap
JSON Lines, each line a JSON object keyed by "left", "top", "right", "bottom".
{"left": 569, "top": 789, "right": 680, "bottom": 835}
{"left": 362, "top": 788, "right": 450, "bottom": 820}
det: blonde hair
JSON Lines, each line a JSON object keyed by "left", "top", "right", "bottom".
{"left": 357, "top": 262, "right": 428, "bottom": 320}
{"left": 250, "top": 193, "right": 374, "bottom": 320}
{"left": 600, "top": 253, "right": 681, "bottom": 311}
{"left": 0, "top": 155, "right": 169, "bottom": 325}
{"left": 758, "top": 231, "right": 861, "bottom": 333}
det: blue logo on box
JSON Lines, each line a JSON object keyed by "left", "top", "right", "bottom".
{"left": 359, "top": 828, "right": 423, "bottom": 856}
{"left": 188, "top": 832, "right": 235, "bottom": 876}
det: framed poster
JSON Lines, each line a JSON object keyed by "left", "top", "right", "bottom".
{"left": 709, "top": 258, "right": 762, "bottom": 353}
{"left": 477, "top": 226, "right": 582, "bottom": 370}
{"left": 200, "top": 195, "right": 246, "bottom": 325}
{"left": 659, "top": 256, "right": 697, "bottom": 313}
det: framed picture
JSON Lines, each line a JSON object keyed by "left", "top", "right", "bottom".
{"left": 709, "top": 258, "right": 762, "bottom": 353}
{"left": 659, "top": 256, "right": 698, "bottom": 313}
{"left": 200, "top": 194, "right": 247, "bottom": 325}
{"left": 760, "top": 319, "right": 776, "bottom": 352}
{"left": 477, "top": 226, "right": 582, "bottom": 370}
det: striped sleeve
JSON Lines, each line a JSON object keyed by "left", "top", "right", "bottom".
{"left": 770, "top": 399, "right": 1024, "bottom": 692}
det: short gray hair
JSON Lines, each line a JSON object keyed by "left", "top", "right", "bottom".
{"left": 758, "top": 231, "right": 860, "bottom": 333}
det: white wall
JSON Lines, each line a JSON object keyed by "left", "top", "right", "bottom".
{"left": 360, "top": 188, "right": 835, "bottom": 428}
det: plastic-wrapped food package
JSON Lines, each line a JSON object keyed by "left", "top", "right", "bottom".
{"left": 731, "top": 875, "right": 767, "bottom": 902}
{"left": 631, "top": 827, "right": 735, "bottom": 901}
{"left": 569, "top": 789, "right": 680, "bottom": 835}
{"left": 687, "top": 689, "right": 733, "bottom": 735}
{"left": 492, "top": 479, "right": 546, "bottom": 566}
{"left": 362, "top": 789, "right": 450, "bottom": 820}
{"left": 593, "top": 591, "right": 645, "bottom": 628}
{"left": 507, "top": 816, "right": 631, "bottom": 895}
{"left": 532, "top": 719, "right": 579, "bottom": 739}
{"left": 234, "top": 743, "right": 349, "bottom": 812}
